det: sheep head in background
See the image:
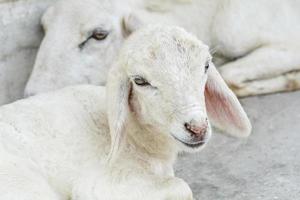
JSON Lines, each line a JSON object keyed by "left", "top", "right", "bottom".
{"left": 106, "top": 25, "right": 251, "bottom": 161}
{"left": 24, "top": 0, "right": 137, "bottom": 96}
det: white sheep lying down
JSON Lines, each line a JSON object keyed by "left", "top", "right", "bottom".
{"left": 0, "top": 25, "right": 251, "bottom": 200}
{"left": 25, "top": 0, "right": 300, "bottom": 98}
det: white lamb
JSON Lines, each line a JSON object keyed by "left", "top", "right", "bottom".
{"left": 0, "top": 25, "right": 251, "bottom": 200}
{"left": 25, "top": 0, "right": 300, "bottom": 97}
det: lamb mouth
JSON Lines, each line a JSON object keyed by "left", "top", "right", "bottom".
{"left": 172, "top": 135, "right": 205, "bottom": 148}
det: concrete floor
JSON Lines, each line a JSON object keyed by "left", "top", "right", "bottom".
{"left": 175, "top": 91, "right": 300, "bottom": 200}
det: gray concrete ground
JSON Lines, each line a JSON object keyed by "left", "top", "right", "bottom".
{"left": 175, "top": 91, "right": 300, "bottom": 200}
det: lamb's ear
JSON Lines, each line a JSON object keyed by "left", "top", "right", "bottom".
{"left": 106, "top": 62, "right": 131, "bottom": 163}
{"left": 205, "top": 63, "right": 252, "bottom": 137}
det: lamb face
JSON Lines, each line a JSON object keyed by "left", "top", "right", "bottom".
{"left": 126, "top": 27, "right": 212, "bottom": 151}
{"left": 107, "top": 25, "right": 251, "bottom": 157}
{"left": 127, "top": 28, "right": 211, "bottom": 148}
{"left": 24, "top": 0, "right": 127, "bottom": 96}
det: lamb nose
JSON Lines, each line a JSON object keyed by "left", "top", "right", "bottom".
{"left": 184, "top": 122, "right": 208, "bottom": 138}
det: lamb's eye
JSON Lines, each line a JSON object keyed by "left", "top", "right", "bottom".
{"left": 205, "top": 62, "right": 210, "bottom": 73}
{"left": 134, "top": 77, "right": 150, "bottom": 86}
{"left": 92, "top": 29, "right": 109, "bottom": 40}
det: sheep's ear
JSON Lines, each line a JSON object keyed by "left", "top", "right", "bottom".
{"left": 205, "top": 63, "right": 252, "bottom": 137}
{"left": 121, "top": 13, "right": 142, "bottom": 37}
{"left": 106, "top": 62, "right": 131, "bottom": 163}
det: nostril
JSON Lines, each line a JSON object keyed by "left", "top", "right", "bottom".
{"left": 184, "top": 122, "right": 208, "bottom": 138}
{"left": 184, "top": 123, "right": 196, "bottom": 136}
{"left": 184, "top": 123, "right": 191, "bottom": 131}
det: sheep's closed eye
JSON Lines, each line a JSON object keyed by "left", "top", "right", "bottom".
{"left": 133, "top": 76, "right": 151, "bottom": 86}
{"left": 78, "top": 28, "right": 109, "bottom": 49}
{"left": 91, "top": 28, "right": 109, "bottom": 40}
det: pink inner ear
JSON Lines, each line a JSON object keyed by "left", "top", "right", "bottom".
{"left": 205, "top": 85, "right": 244, "bottom": 130}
